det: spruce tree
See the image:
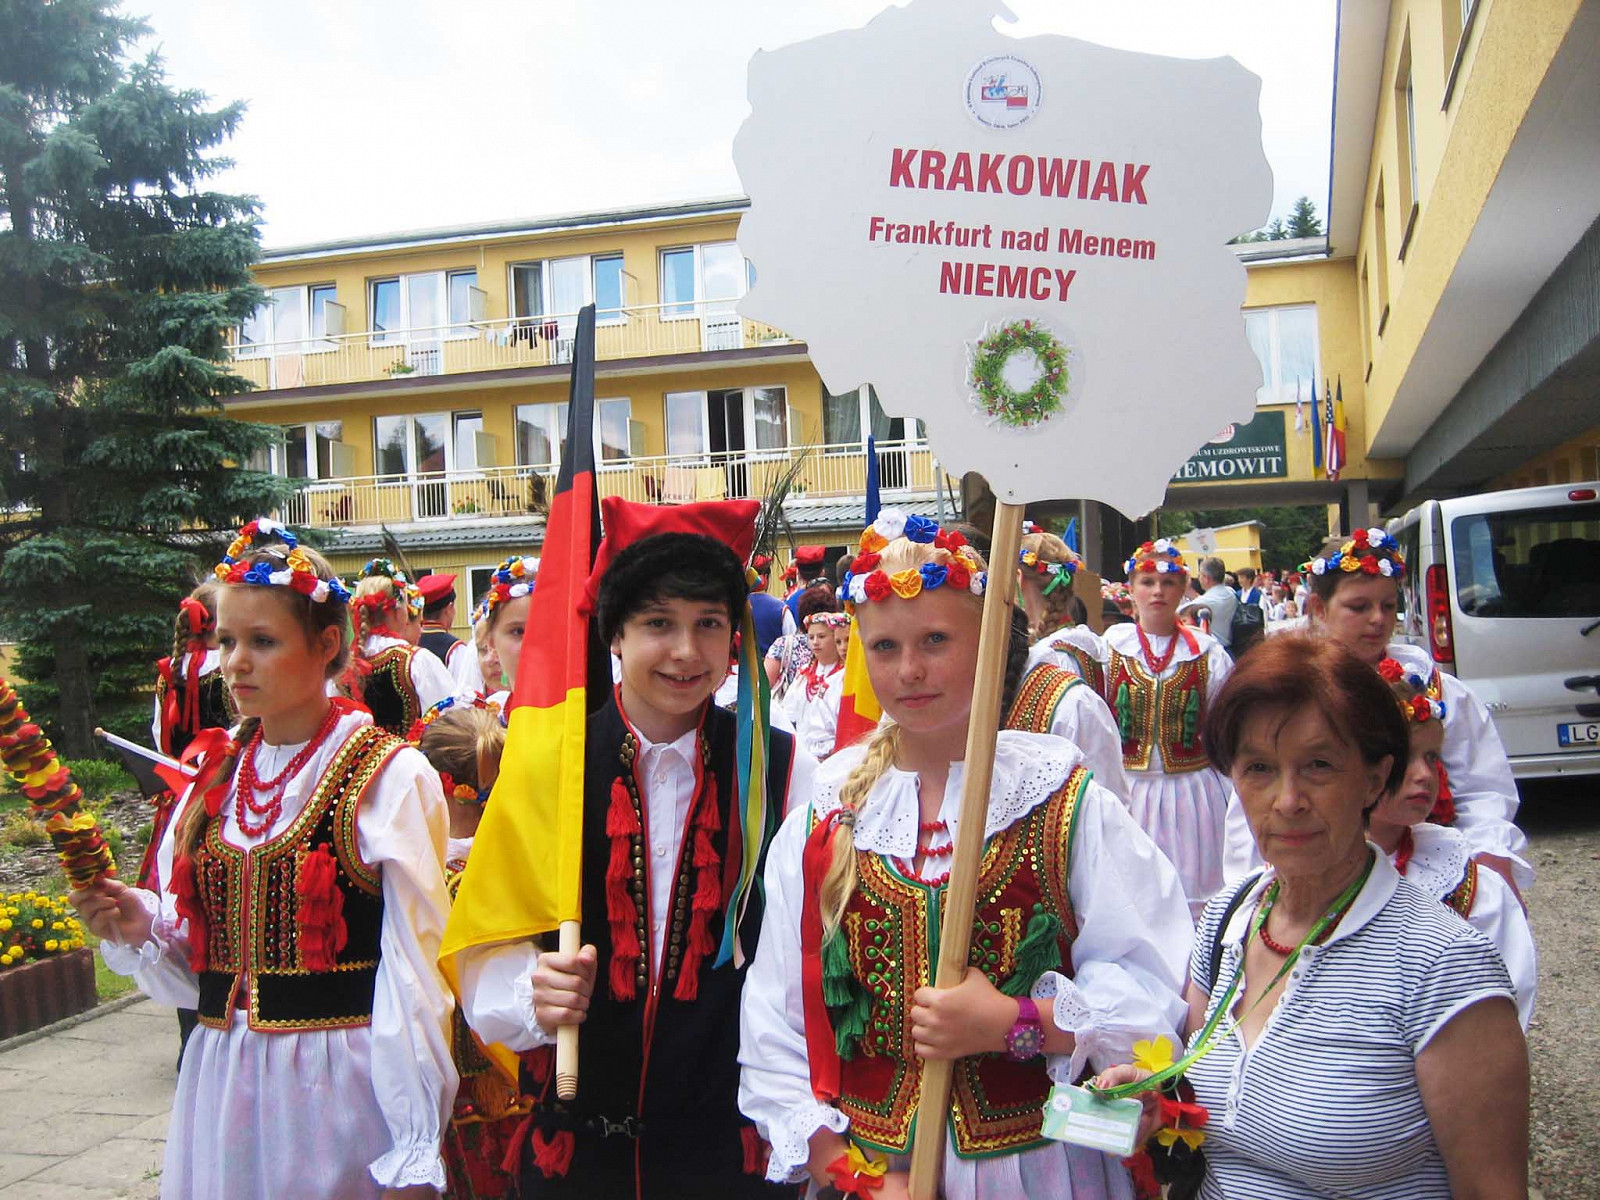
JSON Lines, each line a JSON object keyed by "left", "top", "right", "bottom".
{"left": 0, "top": 0, "right": 289, "bottom": 755}
{"left": 1287, "top": 195, "right": 1323, "bottom": 239}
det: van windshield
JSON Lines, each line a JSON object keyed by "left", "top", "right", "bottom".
{"left": 1450, "top": 503, "right": 1600, "bottom": 618}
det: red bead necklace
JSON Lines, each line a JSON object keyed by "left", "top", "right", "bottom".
{"left": 1255, "top": 881, "right": 1356, "bottom": 957}
{"left": 234, "top": 704, "right": 343, "bottom": 836}
{"left": 900, "top": 819, "right": 953, "bottom": 887}
{"left": 1135, "top": 625, "right": 1180, "bottom": 674}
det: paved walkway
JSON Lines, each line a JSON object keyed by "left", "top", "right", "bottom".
{"left": 0, "top": 998, "right": 174, "bottom": 1199}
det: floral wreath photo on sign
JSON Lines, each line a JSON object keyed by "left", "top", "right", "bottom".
{"left": 966, "top": 317, "right": 1078, "bottom": 430}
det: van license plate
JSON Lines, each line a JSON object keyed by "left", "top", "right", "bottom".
{"left": 1558, "top": 722, "right": 1600, "bottom": 747}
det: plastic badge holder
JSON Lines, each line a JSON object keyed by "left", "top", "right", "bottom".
{"left": 1041, "top": 1083, "right": 1143, "bottom": 1157}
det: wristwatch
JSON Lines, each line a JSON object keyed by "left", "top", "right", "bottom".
{"left": 1004, "top": 996, "right": 1044, "bottom": 1061}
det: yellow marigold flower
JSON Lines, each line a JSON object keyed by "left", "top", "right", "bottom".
{"left": 30, "top": 919, "right": 43, "bottom": 929}
{"left": 44, "top": 939, "right": 57, "bottom": 952}
{"left": 0, "top": 920, "right": 10, "bottom": 932}
{"left": 51, "top": 921, "right": 64, "bottom": 931}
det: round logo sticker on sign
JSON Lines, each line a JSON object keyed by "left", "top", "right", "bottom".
{"left": 965, "top": 54, "right": 1041, "bottom": 129}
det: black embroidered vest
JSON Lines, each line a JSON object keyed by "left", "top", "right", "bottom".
{"left": 362, "top": 645, "right": 424, "bottom": 736}
{"left": 420, "top": 627, "right": 463, "bottom": 667}
{"left": 517, "top": 697, "right": 796, "bottom": 1199}
{"left": 191, "top": 726, "right": 399, "bottom": 1030}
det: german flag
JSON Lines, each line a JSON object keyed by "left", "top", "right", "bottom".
{"left": 833, "top": 435, "right": 883, "bottom": 753}
{"left": 440, "top": 306, "right": 606, "bottom": 1061}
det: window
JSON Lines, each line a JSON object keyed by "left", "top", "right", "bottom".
{"left": 819, "top": 385, "right": 924, "bottom": 450}
{"left": 514, "top": 399, "right": 632, "bottom": 468}
{"left": 665, "top": 391, "right": 705, "bottom": 457}
{"left": 467, "top": 566, "right": 499, "bottom": 612}
{"left": 1243, "top": 306, "right": 1320, "bottom": 407}
{"left": 1442, "top": 0, "right": 1481, "bottom": 108}
{"left": 823, "top": 388, "right": 862, "bottom": 446}
{"left": 665, "top": 387, "right": 791, "bottom": 460}
{"left": 373, "top": 413, "right": 449, "bottom": 477}
{"left": 1373, "top": 177, "right": 1392, "bottom": 335}
{"left": 251, "top": 421, "right": 344, "bottom": 479}
{"left": 238, "top": 285, "right": 336, "bottom": 355}
{"left": 1451, "top": 505, "right": 1600, "bottom": 618}
{"left": 750, "top": 387, "right": 789, "bottom": 452}
{"left": 371, "top": 271, "right": 474, "bottom": 342}
{"left": 453, "top": 411, "right": 484, "bottom": 472}
{"left": 1358, "top": 257, "right": 1373, "bottom": 375}
{"left": 1394, "top": 30, "right": 1420, "bottom": 255}
{"left": 658, "top": 242, "right": 750, "bottom": 318}
{"left": 509, "top": 254, "right": 626, "bottom": 322}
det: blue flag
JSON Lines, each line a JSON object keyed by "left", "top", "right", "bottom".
{"left": 865, "top": 432, "right": 881, "bottom": 523}
{"left": 1310, "top": 379, "right": 1324, "bottom": 471}
{"left": 1063, "top": 517, "right": 1079, "bottom": 553}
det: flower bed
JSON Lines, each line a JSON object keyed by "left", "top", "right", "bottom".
{"left": 0, "top": 894, "right": 96, "bottom": 1039}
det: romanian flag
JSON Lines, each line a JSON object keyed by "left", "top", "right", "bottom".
{"left": 440, "top": 306, "right": 605, "bottom": 1068}
{"left": 833, "top": 435, "right": 883, "bottom": 754}
{"left": 1326, "top": 377, "right": 1347, "bottom": 482}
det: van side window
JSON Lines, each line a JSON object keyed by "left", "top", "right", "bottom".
{"left": 1449, "top": 504, "right": 1600, "bottom": 618}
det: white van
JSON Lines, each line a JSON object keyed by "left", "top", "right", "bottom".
{"left": 1389, "top": 482, "right": 1600, "bottom": 778}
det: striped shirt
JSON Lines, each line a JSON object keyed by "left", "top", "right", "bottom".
{"left": 1188, "top": 850, "right": 1513, "bottom": 1199}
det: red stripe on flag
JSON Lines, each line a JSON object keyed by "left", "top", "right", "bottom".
{"left": 511, "top": 468, "right": 596, "bottom": 712}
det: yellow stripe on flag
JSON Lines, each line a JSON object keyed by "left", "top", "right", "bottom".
{"left": 832, "top": 620, "right": 883, "bottom": 754}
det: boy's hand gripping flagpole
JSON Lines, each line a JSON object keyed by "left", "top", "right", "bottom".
{"left": 439, "top": 305, "right": 602, "bottom": 1101}
{"left": 907, "top": 501, "right": 1024, "bottom": 1200}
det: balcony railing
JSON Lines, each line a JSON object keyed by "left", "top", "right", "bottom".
{"left": 273, "top": 441, "right": 952, "bottom": 529}
{"left": 231, "top": 301, "right": 799, "bottom": 392}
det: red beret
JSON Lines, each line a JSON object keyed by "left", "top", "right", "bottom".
{"left": 416, "top": 573, "right": 457, "bottom": 605}
{"left": 795, "top": 545, "right": 826, "bottom": 566}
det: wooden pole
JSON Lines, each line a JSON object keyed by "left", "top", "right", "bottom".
{"left": 907, "top": 500, "right": 1024, "bottom": 1200}
{"left": 555, "top": 918, "right": 581, "bottom": 1100}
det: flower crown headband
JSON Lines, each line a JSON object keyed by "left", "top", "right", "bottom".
{"left": 1307, "top": 528, "right": 1406, "bottom": 579}
{"left": 478, "top": 556, "right": 539, "bottom": 622}
{"left": 1019, "top": 546, "right": 1079, "bottom": 594}
{"left": 841, "top": 508, "right": 987, "bottom": 610}
{"left": 405, "top": 694, "right": 503, "bottom": 745}
{"left": 354, "top": 559, "right": 424, "bottom": 621}
{"left": 213, "top": 518, "right": 351, "bottom": 605}
{"left": 1377, "top": 658, "right": 1448, "bottom": 723}
{"left": 437, "top": 770, "right": 490, "bottom": 805}
{"left": 1124, "top": 538, "right": 1187, "bottom": 577}
{"left": 805, "top": 612, "right": 851, "bottom": 629}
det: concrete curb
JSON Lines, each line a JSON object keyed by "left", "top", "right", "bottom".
{"left": 0, "top": 992, "right": 148, "bottom": 1056}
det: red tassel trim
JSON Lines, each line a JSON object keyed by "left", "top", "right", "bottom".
{"left": 169, "top": 852, "right": 208, "bottom": 972}
{"left": 296, "top": 842, "right": 348, "bottom": 971}
{"left": 530, "top": 1128, "right": 575, "bottom": 1179}
{"left": 740, "top": 1124, "right": 769, "bottom": 1176}
{"left": 605, "top": 777, "right": 641, "bottom": 1001}
{"left": 673, "top": 771, "right": 722, "bottom": 1003}
{"left": 1429, "top": 761, "right": 1456, "bottom": 825}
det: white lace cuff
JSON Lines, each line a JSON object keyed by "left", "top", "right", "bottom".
{"left": 1033, "top": 971, "right": 1104, "bottom": 1084}
{"left": 763, "top": 1100, "right": 850, "bottom": 1184}
{"left": 96, "top": 888, "right": 166, "bottom": 976}
{"left": 368, "top": 1142, "right": 447, "bottom": 1191}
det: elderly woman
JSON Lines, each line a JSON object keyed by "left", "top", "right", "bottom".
{"left": 1100, "top": 634, "right": 1528, "bottom": 1200}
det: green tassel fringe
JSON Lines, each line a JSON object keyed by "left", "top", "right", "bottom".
{"left": 1001, "top": 910, "right": 1062, "bottom": 997}
{"left": 822, "top": 926, "right": 871, "bottom": 1061}
{"left": 1115, "top": 682, "right": 1134, "bottom": 742}
{"left": 1182, "top": 686, "right": 1200, "bottom": 747}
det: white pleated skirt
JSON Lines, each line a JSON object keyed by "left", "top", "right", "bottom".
{"left": 1126, "top": 760, "right": 1233, "bottom": 922}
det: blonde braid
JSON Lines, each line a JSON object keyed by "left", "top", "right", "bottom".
{"left": 820, "top": 723, "right": 901, "bottom": 937}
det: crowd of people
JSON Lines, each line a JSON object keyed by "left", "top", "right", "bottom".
{"left": 66, "top": 506, "right": 1533, "bottom": 1199}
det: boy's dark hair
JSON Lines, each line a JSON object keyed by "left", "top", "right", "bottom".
{"left": 596, "top": 532, "right": 747, "bottom": 645}
{"left": 423, "top": 595, "right": 453, "bottom": 619}
{"left": 797, "top": 587, "right": 840, "bottom": 624}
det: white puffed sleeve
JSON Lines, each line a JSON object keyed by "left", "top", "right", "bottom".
{"left": 456, "top": 939, "right": 553, "bottom": 1052}
{"left": 410, "top": 646, "right": 458, "bottom": 716}
{"left": 1437, "top": 671, "right": 1532, "bottom": 891}
{"left": 447, "top": 640, "right": 485, "bottom": 698}
{"left": 1468, "top": 866, "right": 1538, "bottom": 1029}
{"left": 357, "top": 747, "right": 458, "bottom": 1191}
{"left": 98, "top": 787, "right": 201, "bottom": 1009}
{"left": 1049, "top": 686, "right": 1130, "bottom": 801}
{"left": 738, "top": 803, "right": 849, "bottom": 1184}
{"left": 1032, "top": 782, "right": 1192, "bottom": 1084}
{"left": 1221, "top": 787, "right": 1265, "bottom": 884}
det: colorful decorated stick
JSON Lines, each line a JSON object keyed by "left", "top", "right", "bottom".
{"left": 0, "top": 678, "right": 117, "bottom": 889}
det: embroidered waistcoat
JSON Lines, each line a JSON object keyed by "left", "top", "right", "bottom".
{"left": 153, "top": 660, "right": 236, "bottom": 758}
{"left": 1444, "top": 859, "right": 1478, "bottom": 917}
{"left": 1047, "top": 638, "right": 1106, "bottom": 695}
{"left": 191, "top": 726, "right": 398, "bottom": 1030}
{"left": 1005, "top": 663, "right": 1086, "bottom": 735}
{"left": 362, "top": 645, "right": 424, "bottom": 736}
{"left": 834, "top": 767, "right": 1089, "bottom": 1159}
{"left": 1104, "top": 650, "right": 1211, "bottom": 774}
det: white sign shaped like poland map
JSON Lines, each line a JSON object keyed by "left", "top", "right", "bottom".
{"left": 734, "top": 0, "right": 1274, "bottom": 517}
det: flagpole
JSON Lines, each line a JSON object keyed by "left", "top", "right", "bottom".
{"left": 556, "top": 919, "right": 581, "bottom": 1099}
{"left": 93, "top": 728, "right": 185, "bottom": 773}
{"left": 907, "top": 499, "right": 1024, "bottom": 1200}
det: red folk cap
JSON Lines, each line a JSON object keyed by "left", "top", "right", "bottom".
{"left": 416, "top": 573, "right": 458, "bottom": 605}
{"left": 580, "top": 497, "right": 761, "bottom": 616}
{"left": 794, "top": 545, "right": 826, "bottom": 566}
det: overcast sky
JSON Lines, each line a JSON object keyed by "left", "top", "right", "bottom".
{"left": 128, "top": 0, "right": 1335, "bottom": 250}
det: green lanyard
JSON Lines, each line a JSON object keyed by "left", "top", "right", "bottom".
{"left": 1091, "top": 854, "right": 1374, "bottom": 1101}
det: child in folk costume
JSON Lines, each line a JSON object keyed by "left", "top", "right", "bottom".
{"left": 148, "top": 581, "right": 236, "bottom": 1065}
{"left": 1367, "top": 660, "right": 1537, "bottom": 1027}
{"left": 71, "top": 519, "right": 457, "bottom": 1200}
{"left": 472, "top": 602, "right": 504, "bottom": 696}
{"left": 1223, "top": 530, "right": 1531, "bottom": 895}
{"left": 414, "top": 699, "right": 532, "bottom": 1200}
{"left": 1098, "top": 541, "right": 1234, "bottom": 919}
{"left": 1018, "top": 531, "right": 1105, "bottom": 692}
{"left": 455, "top": 499, "right": 814, "bottom": 1199}
{"left": 352, "top": 559, "right": 456, "bottom": 736}
{"left": 419, "top": 573, "right": 486, "bottom": 698}
{"left": 739, "top": 510, "right": 1191, "bottom": 1200}
{"left": 472, "top": 556, "right": 538, "bottom": 711}
{"left": 788, "top": 611, "right": 849, "bottom": 760}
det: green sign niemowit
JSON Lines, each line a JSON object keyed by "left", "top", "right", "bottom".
{"left": 1172, "top": 409, "right": 1288, "bottom": 484}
